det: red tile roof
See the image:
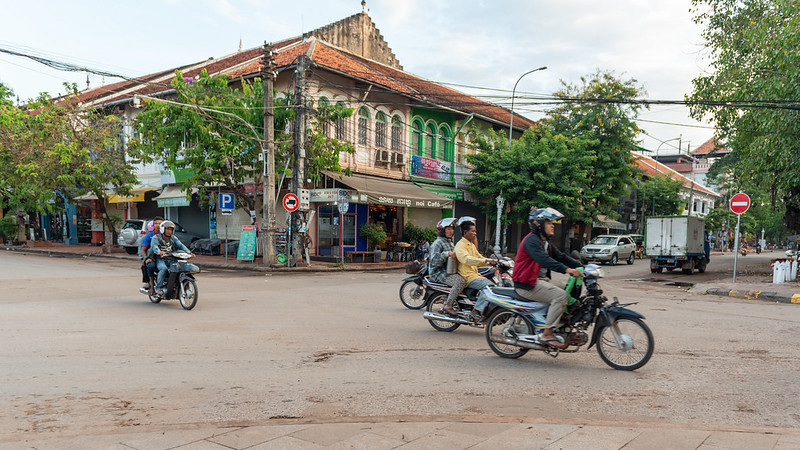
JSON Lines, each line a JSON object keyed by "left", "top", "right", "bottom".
{"left": 633, "top": 153, "right": 719, "bottom": 197}
{"left": 692, "top": 138, "right": 730, "bottom": 156}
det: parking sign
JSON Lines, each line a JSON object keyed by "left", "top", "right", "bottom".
{"left": 218, "top": 192, "right": 234, "bottom": 211}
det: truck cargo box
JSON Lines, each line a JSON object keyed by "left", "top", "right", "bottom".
{"left": 646, "top": 216, "right": 705, "bottom": 257}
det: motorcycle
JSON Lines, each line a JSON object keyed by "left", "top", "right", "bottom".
{"left": 139, "top": 251, "right": 201, "bottom": 310}
{"left": 741, "top": 247, "right": 748, "bottom": 256}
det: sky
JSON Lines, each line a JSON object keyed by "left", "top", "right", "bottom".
{"left": 0, "top": 0, "right": 714, "bottom": 154}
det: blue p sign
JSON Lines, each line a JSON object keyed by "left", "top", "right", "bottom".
{"left": 218, "top": 193, "right": 234, "bottom": 210}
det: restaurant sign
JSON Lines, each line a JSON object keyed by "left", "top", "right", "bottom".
{"left": 410, "top": 155, "right": 452, "bottom": 181}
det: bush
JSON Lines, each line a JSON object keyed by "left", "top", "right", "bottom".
{"left": 359, "top": 222, "right": 387, "bottom": 250}
{"left": 0, "top": 216, "right": 16, "bottom": 242}
{"left": 403, "top": 223, "right": 437, "bottom": 245}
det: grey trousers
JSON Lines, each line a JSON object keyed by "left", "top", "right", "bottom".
{"left": 442, "top": 274, "right": 467, "bottom": 308}
{"left": 514, "top": 279, "right": 568, "bottom": 329}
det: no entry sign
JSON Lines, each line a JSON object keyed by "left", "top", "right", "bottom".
{"left": 282, "top": 193, "right": 299, "bottom": 212}
{"left": 730, "top": 192, "right": 751, "bottom": 214}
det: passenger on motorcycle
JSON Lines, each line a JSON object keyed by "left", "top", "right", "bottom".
{"left": 428, "top": 218, "right": 466, "bottom": 317}
{"left": 512, "top": 207, "right": 583, "bottom": 349}
{"left": 147, "top": 220, "right": 193, "bottom": 295}
{"left": 454, "top": 217, "right": 497, "bottom": 322}
{"left": 140, "top": 216, "right": 163, "bottom": 294}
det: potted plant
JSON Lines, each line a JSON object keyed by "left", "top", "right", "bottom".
{"left": 359, "top": 223, "right": 387, "bottom": 262}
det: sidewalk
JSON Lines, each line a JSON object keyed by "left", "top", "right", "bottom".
{"left": 6, "top": 418, "right": 800, "bottom": 449}
{"left": 0, "top": 242, "right": 409, "bottom": 273}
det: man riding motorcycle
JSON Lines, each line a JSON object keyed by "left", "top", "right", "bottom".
{"left": 147, "top": 220, "right": 193, "bottom": 295}
{"left": 428, "top": 218, "right": 465, "bottom": 316}
{"left": 140, "top": 216, "right": 163, "bottom": 294}
{"left": 512, "top": 207, "right": 583, "bottom": 348}
{"left": 454, "top": 217, "right": 497, "bottom": 322}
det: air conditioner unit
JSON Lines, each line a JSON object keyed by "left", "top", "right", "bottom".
{"left": 392, "top": 152, "right": 405, "bottom": 165}
{"left": 376, "top": 150, "right": 390, "bottom": 163}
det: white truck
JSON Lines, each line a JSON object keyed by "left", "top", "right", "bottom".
{"left": 646, "top": 216, "right": 708, "bottom": 274}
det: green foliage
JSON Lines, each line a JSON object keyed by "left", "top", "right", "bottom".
{"left": 0, "top": 83, "right": 136, "bottom": 233}
{"left": 636, "top": 176, "right": 685, "bottom": 217}
{"left": 359, "top": 222, "right": 387, "bottom": 250}
{"left": 0, "top": 216, "right": 16, "bottom": 240}
{"left": 403, "top": 222, "right": 436, "bottom": 245}
{"left": 689, "top": 0, "right": 800, "bottom": 231}
{"left": 466, "top": 124, "right": 597, "bottom": 224}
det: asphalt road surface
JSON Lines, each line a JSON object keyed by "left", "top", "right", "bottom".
{"left": 1, "top": 251, "right": 799, "bottom": 441}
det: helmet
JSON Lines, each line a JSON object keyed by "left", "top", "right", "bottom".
{"left": 528, "top": 207, "right": 564, "bottom": 232}
{"left": 146, "top": 221, "right": 155, "bottom": 232}
{"left": 436, "top": 218, "right": 458, "bottom": 237}
{"left": 160, "top": 220, "right": 176, "bottom": 234}
{"left": 457, "top": 216, "right": 476, "bottom": 226}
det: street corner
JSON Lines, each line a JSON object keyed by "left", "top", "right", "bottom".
{"left": 703, "top": 287, "right": 800, "bottom": 304}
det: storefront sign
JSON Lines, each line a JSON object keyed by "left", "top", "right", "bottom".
{"left": 410, "top": 155, "right": 452, "bottom": 181}
{"left": 108, "top": 193, "right": 145, "bottom": 203}
{"left": 365, "top": 193, "right": 450, "bottom": 209}
{"left": 157, "top": 197, "right": 191, "bottom": 208}
{"left": 310, "top": 189, "right": 357, "bottom": 203}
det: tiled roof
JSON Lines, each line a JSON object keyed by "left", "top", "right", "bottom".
{"left": 633, "top": 153, "right": 719, "bottom": 197}
{"left": 74, "top": 35, "right": 532, "bottom": 129}
{"left": 692, "top": 138, "right": 729, "bottom": 155}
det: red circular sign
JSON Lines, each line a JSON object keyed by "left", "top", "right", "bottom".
{"left": 282, "top": 193, "right": 299, "bottom": 212}
{"left": 730, "top": 192, "right": 750, "bottom": 214}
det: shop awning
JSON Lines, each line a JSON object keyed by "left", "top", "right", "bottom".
{"left": 323, "top": 171, "right": 454, "bottom": 209}
{"left": 593, "top": 215, "right": 627, "bottom": 230}
{"left": 107, "top": 187, "right": 158, "bottom": 203}
{"left": 414, "top": 182, "right": 463, "bottom": 201}
{"left": 154, "top": 185, "right": 197, "bottom": 208}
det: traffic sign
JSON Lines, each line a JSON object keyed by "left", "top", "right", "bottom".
{"left": 283, "top": 193, "right": 299, "bottom": 212}
{"left": 730, "top": 192, "right": 751, "bottom": 214}
{"left": 218, "top": 192, "right": 234, "bottom": 211}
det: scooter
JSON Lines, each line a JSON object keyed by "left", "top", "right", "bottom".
{"left": 140, "top": 251, "right": 201, "bottom": 310}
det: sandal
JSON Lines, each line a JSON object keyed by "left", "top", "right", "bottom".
{"left": 540, "top": 337, "right": 566, "bottom": 348}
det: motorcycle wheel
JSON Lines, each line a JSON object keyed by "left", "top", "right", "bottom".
{"left": 149, "top": 292, "right": 161, "bottom": 303}
{"left": 399, "top": 280, "right": 426, "bottom": 310}
{"left": 179, "top": 279, "right": 198, "bottom": 310}
{"left": 485, "top": 310, "right": 531, "bottom": 359}
{"left": 596, "top": 317, "right": 654, "bottom": 371}
{"left": 425, "top": 293, "right": 461, "bottom": 332}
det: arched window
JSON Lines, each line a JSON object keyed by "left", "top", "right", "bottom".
{"left": 335, "top": 101, "right": 348, "bottom": 141}
{"left": 411, "top": 119, "right": 424, "bottom": 156}
{"left": 425, "top": 123, "right": 436, "bottom": 158}
{"left": 358, "top": 107, "right": 370, "bottom": 146}
{"left": 391, "top": 115, "right": 403, "bottom": 151}
{"left": 375, "top": 112, "right": 387, "bottom": 148}
{"left": 438, "top": 124, "right": 453, "bottom": 161}
{"left": 318, "top": 97, "right": 330, "bottom": 137}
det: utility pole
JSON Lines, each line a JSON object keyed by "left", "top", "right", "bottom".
{"left": 261, "top": 43, "right": 277, "bottom": 266}
{"left": 290, "top": 54, "right": 310, "bottom": 266}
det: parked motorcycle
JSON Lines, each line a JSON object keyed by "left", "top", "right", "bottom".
{"left": 140, "top": 251, "right": 201, "bottom": 310}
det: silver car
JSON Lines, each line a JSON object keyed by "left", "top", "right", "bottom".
{"left": 117, "top": 219, "right": 200, "bottom": 255}
{"left": 579, "top": 235, "right": 637, "bottom": 265}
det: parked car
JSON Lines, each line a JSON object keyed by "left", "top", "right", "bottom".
{"left": 579, "top": 234, "right": 637, "bottom": 265}
{"left": 117, "top": 219, "right": 201, "bottom": 255}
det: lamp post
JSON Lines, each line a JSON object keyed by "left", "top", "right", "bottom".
{"left": 651, "top": 137, "right": 681, "bottom": 216}
{"left": 508, "top": 66, "right": 547, "bottom": 151}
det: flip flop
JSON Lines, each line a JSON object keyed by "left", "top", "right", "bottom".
{"left": 540, "top": 337, "right": 566, "bottom": 348}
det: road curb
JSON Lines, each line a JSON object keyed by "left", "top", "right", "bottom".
{"left": 1, "top": 247, "right": 405, "bottom": 274}
{"left": 705, "top": 287, "right": 800, "bottom": 304}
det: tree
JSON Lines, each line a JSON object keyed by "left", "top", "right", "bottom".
{"left": 466, "top": 125, "right": 597, "bottom": 225}
{"left": 128, "top": 70, "right": 353, "bottom": 225}
{"left": 544, "top": 70, "right": 646, "bottom": 215}
{"left": 688, "top": 0, "right": 800, "bottom": 232}
{"left": 0, "top": 83, "right": 136, "bottom": 240}
{"left": 636, "top": 176, "right": 686, "bottom": 218}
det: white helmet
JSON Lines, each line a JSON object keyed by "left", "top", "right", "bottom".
{"left": 160, "top": 220, "right": 176, "bottom": 234}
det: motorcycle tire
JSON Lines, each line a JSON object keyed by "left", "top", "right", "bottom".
{"left": 399, "top": 280, "right": 426, "bottom": 310}
{"left": 425, "top": 293, "right": 461, "bottom": 332}
{"left": 485, "top": 309, "right": 531, "bottom": 359}
{"left": 149, "top": 293, "right": 161, "bottom": 303}
{"left": 595, "top": 317, "right": 654, "bottom": 371}
{"left": 179, "top": 279, "right": 198, "bottom": 310}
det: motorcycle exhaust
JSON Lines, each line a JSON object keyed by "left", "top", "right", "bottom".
{"left": 489, "top": 336, "right": 546, "bottom": 351}
{"left": 423, "top": 311, "right": 473, "bottom": 325}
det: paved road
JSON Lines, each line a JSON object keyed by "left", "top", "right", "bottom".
{"left": 1, "top": 251, "right": 799, "bottom": 443}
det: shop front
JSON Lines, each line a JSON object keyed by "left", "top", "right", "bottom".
{"left": 313, "top": 172, "right": 454, "bottom": 257}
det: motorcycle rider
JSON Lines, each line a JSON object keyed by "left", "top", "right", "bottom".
{"left": 454, "top": 217, "right": 497, "bottom": 322}
{"left": 512, "top": 207, "right": 583, "bottom": 348}
{"left": 140, "top": 216, "right": 163, "bottom": 294}
{"left": 428, "top": 218, "right": 466, "bottom": 316}
{"left": 148, "top": 220, "right": 193, "bottom": 295}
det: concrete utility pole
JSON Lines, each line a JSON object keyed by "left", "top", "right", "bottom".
{"left": 261, "top": 43, "right": 277, "bottom": 266}
{"left": 290, "top": 55, "right": 310, "bottom": 266}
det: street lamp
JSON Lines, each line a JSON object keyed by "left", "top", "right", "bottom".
{"left": 508, "top": 66, "right": 547, "bottom": 151}
{"left": 651, "top": 137, "right": 681, "bottom": 216}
